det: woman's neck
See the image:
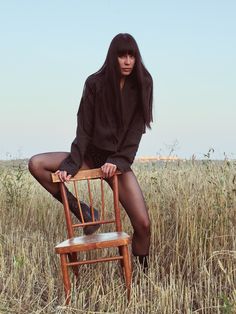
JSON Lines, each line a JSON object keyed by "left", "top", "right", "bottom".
{"left": 120, "top": 77, "right": 126, "bottom": 90}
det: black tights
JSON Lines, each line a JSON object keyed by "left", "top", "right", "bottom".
{"left": 28, "top": 152, "right": 151, "bottom": 256}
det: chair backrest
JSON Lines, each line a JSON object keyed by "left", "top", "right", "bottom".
{"left": 51, "top": 168, "right": 122, "bottom": 238}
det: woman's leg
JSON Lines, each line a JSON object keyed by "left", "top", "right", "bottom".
{"left": 28, "top": 152, "right": 70, "bottom": 195}
{"left": 28, "top": 152, "right": 99, "bottom": 233}
{"left": 107, "top": 170, "right": 151, "bottom": 257}
{"left": 28, "top": 152, "right": 91, "bottom": 194}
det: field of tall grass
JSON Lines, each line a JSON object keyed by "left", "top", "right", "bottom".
{"left": 0, "top": 158, "right": 236, "bottom": 313}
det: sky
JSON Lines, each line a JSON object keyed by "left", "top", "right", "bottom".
{"left": 0, "top": 0, "right": 235, "bottom": 160}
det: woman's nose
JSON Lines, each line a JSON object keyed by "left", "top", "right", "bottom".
{"left": 124, "top": 56, "right": 131, "bottom": 64}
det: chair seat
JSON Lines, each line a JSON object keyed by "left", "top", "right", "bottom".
{"left": 55, "top": 232, "right": 131, "bottom": 254}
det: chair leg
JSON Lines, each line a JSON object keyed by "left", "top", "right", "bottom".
{"left": 120, "top": 245, "right": 132, "bottom": 301}
{"left": 68, "top": 252, "right": 79, "bottom": 279}
{"left": 60, "top": 254, "right": 71, "bottom": 305}
{"left": 118, "top": 247, "right": 124, "bottom": 268}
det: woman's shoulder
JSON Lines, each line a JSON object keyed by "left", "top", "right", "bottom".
{"left": 85, "top": 72, "right": 104, "bottom": 90}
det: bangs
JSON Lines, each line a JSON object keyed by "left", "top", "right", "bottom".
{"left": 116, "top": 37, "right": 137, "bottom": 57}
{"left": 117, "top": 48, "right": 136, "bottom": 57}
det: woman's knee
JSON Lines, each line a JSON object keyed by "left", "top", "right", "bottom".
{"left": 28, "top": 151, "right": 70, "bottom": 178}
{"left": 134, "top": 216, "right": 151, "bottom": 237}
{"left": 28, "top": 154, "right": 43, "bottom": 175}
{"left": 142, "top": 218, "right": 151, "bottom": 236}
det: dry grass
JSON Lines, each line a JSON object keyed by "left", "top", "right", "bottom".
{"left": 0, "top": 159, "right": 236, "bottom": 313}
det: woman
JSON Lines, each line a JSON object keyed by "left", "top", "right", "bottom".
{"left": 28, "top": 33, "right": 153, "bottom": 270}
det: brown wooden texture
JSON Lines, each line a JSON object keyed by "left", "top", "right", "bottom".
{"left": 66, "top": 255, "right": 124, "bottom": 266}
{"left": 60, "top": 254, "right": 71, "bottom": 305}
{"left": 53, "top": 168, "right": 132, "bottom": 304}
{"left": 53, "top": 170, "right": 124, "bottom": 233}
{"left": 60, "top": 183, "right": 74, "bottom": 238}
{"left": 55, "top": 232, "right": 131, "bottom": 253}
{"left": 120, "top": 245, "right": 132, "bottom": 301}
{"left": 51, "top": 168, "right": 121, "bottom": 182}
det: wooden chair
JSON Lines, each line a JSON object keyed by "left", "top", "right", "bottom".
{"left": 52, "top": 168, "right": 132, "bottom": 304}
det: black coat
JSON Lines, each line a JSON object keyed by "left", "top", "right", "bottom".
{"left": 59, "top": 73, "right": 149, "bottom": 176}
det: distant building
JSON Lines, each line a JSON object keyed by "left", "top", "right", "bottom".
{"left": 135, "top": 156, "right": 182, "bottom": 162}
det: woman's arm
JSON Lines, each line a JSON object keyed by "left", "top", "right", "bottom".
{"left": 106, "top": 110, "right": 145, "bottom": 172}
{"left": 58, "top": 78, "right": 95, "bottom": 176}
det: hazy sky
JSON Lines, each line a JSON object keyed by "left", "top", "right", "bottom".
{"left": 0, "top": 0, "right": 235, "bottom": 160}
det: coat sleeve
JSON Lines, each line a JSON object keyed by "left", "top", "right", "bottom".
{"left": 106, "top": 78, "right": 152, "bottom": 172}
{"left": 59, "top": 78, "right": 95, "bottom": 176}
{"left": 106, "top": 110, "right": 145, "bottom": 172}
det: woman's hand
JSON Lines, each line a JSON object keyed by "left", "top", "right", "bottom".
{"left": 55, "top": 170, "right": 72, "bottom": 182}
{"left": 101, "top": 163, "right": 117, "bottom": 178}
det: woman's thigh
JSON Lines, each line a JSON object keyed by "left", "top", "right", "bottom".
{"left": 29, "top": 152, "right": 91, "bottom": 173}
{"left": 29, "top": 152, "right": 69, "bottom": 172}
{"left": 28, "top": 152, "right": 92, "bottom": 194}
{"left": 107, "top": 170, "right": 150, "bottom": 228}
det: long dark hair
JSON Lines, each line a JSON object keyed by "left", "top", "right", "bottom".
{"left": 95, "top": 33, "right": 153, "bottom": 130}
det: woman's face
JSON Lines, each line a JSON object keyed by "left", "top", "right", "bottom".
{"left": 117, "top": 53, "right": 135, "bottom": 76}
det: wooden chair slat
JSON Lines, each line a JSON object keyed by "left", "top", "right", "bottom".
{"left": 52, "top": 168, "right": 122, "bottom": 183}
{"left": 73, "top": 181, "right": 85, "bottom": 223}
{"left": 60, "top": 183, "right": 74, "bottom": 238}
{"left": 87, "top": 179, "right": 95, "bottom": 221}
{"left": 113, "top": 175, "right": 122, "bottom": 232}
{"left": 72, "top": 219, "right": 115, "bottom": 228}
{"left": 101, "top": 178, "right": 105, "bottom": 221}
{"left": 66, "top": 255, "right": 124, "bottom": 266}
